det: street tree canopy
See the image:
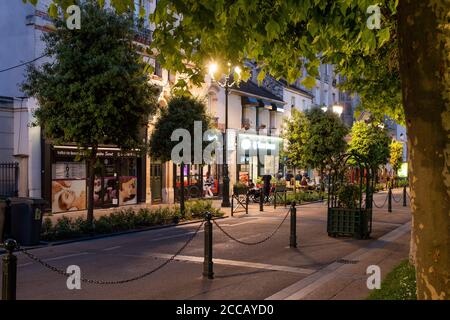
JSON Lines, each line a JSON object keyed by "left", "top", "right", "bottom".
{"left": 389, "top": 140, "right": 404, "bottom": 175}
{"left": 22, "top": 2, "right": 160, "bottom": 223}
{"left": 348, "top": 121, "right": 390, "bottom": 169}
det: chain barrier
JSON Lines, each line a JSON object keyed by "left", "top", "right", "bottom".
{"left": 392, "top": 193, "right": 402, "bottom": 203}
{"left": 213, "top": 207, "right": 291, "bottom": 246}
{"left": 18, "top": 221, "right": 204, "bottom": 285}
{"left": 372, "top": 193, "right": 388, "bottom": 208}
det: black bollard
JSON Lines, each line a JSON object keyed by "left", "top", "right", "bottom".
{"left": 203, "top": 212, "right": 214, "bottom": 279}
{"left": 403, "top": 185, "right": 407, "bottom": 207}
{"left": 231, "top": 195, "right": 234, "bottom": 217}
{"left": 2, "top": 239, "right": 18, "bottom": 300}
{"left": 245, "top": 193, "right": 249, "bottom": 214}
{"left": 274, "top": 191, "right": 277, "bottom": 209}
{"left": 259, "top": 189, "right": 264, "bottom": 212}
{"left": 290, "top": 201, "right": 297, "bottom": 248}
{"left": 388, "top": 187, "right": 392, "bottom": 212}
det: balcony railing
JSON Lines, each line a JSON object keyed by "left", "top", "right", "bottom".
{"left": 134, "top": 27, "right": 152, "bottom": 45}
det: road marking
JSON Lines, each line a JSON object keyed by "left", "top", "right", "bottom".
{"left": 103, "top": 246, "right": 122, "bottom": 251}
{"left": 151, "top": 253, "right": 315, "bottom": 275}
{"left": 149, "top": 231, "right": 202, "bottom": 242}
{"left": 265, "top": 221, "right": 411, "bottom": 300}
{"left": 18, "top": 252, "right": 91, "bottom": 267}
{"left": 219, "top": 220, "right": 257, "bottom": 227}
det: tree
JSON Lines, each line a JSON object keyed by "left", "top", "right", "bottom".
{"left": 389, "top": 140, "right": 403, "bottom": 177}
{"left": 22, "top": 2, "right": 159, "bottom": 225}
{"left": 303, "top": 107, "right": 348, "bottom": 187}
{"left": 348, "top": 121, "right": 390, "bottom": 170}
{"left": 149, "top": 96, "right": 212, "bottom": 215}
{"left": 281, "top": 108, "right": 309, "bottom": 170}
{"left": 25, "top": 0, "right": 450, "bottom": 300}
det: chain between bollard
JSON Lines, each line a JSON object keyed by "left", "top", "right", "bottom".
{"left": 372, "top": 193, "right": 389, "bottom": 208}
{"left": 213, "top": 207, "right": 291, "bottom": 246}
{"left": 391, "top": 192, "right": 402, "bottom": 203}
{"left": 18, "top": 221, "right": 204, "bottom": 285}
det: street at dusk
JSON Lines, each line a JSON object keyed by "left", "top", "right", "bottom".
{"left": 0, "top": 0, "right": 449, "bottom": 316}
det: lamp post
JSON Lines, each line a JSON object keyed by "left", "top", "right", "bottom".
{"left": 208, "top": 62, "right": 241, "bottom": 207}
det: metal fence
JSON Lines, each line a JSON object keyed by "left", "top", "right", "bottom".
{"left": 0, "top": 162, "right": 18, "bottom": 198}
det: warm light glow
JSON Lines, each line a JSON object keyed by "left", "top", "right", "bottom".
{"left": 332, "top": 105, "right": 343, "bottom": 116}
{"left": 208, "top": 62, "right": 218, "bottom": 79}
{"left": 321, "top": 106, "right": 328, "bottom": 113}
{"left": 234, "top": 66, "right": 242, "bottom": 76}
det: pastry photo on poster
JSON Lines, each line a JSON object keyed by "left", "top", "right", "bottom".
{"left": 52, "top": 179, "right": 87, "bottom": 213}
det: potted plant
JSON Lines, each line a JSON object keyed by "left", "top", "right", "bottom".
{"left": 233, "top": 182, "right": 249, "bottom": 195}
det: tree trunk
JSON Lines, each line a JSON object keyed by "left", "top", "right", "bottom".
{"left": 398, "top": 0, "right": 450, "bottom": 300}
{"left": 86, "top": 151, "right": 97, "bottom": 228}
{"left": 180, "top": 162, "right": 185, "bottom": 217}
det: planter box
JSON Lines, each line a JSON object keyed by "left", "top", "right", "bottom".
{"left": 327, "top": 207, "right": 372, "bottom": 239}
{"left": 275, "top": 185, "right": 286, "bottom": 192}
{"left": 233, "top": 186, "right": 249, "bottom": 195}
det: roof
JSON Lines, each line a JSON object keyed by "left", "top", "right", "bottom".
{"left": 231, "top": 80, "right": 285, "bottom": 104}
{"left": 279, "top": 79, "right": 314, "bottom": 98}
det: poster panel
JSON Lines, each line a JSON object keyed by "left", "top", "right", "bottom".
{"left": 119, "top": 176, "right": 137, "bottom": 205}
{"left": 52, "top": 179, "right": 86, "bottom": 213}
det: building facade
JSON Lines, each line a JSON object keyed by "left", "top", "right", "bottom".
{"left": 0, "top": 0, "right": 364, "bottom": 213}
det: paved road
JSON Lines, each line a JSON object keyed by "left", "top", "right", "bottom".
{"left": 1, "top": 189, "right": 411, "bottom": 300}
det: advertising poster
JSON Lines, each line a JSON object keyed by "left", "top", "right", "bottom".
{"left": 119, "top": 176, "right": 137, "bottom": 205}
{"left": 93, "top": 176, "right": 118, "bottom": 207}
{"left": 52, "top": 179, "right": 87, "bottom": 213}
{"left": 239, "top": 171, "right": 249, "bottom": 184}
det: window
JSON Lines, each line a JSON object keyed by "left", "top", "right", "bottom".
{"left": 269, "top": 111, "right": 276, "bottom": 130}
{"left": 154, "top": 60, "right": 163, "bottom": 78}
{"left": 332, "top": 93, "right": 336, "bottom": 104}
{"left": 302, "top": 99, "right": 306, "bottom": 109}
{"left": 291, "top": 96, "right": 296, "bottom": 108}
{"left": 324, "top": 90, "right": 328, "bottom": 106}
{"left": 314, "top": 88, "right": 320, "bottom": 105}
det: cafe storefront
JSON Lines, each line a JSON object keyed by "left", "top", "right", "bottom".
{"left": 43, "top": 145, "right": 146, "bottom": 213}
{"left": 236, "top": 133, "right": 282, "bottom": 184}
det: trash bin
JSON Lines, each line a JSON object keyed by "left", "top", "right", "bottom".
{"left": 9, "top": 197, "right": 47, "bottom": 246}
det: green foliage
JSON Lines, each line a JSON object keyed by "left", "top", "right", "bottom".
{"left": 282, "top": 109, "right": 309, "bottom": 169}
{"left": 282, "top": 107, "right": 348, "bottom": 172}
{"left": 368, "top": 260, "right": 417, "bottom": 300}
{"left": 285, "top": 191, "right": 323, "bottom": 204}
{"left": 303, "top": 107, "right": 349, "bottom": 171}
{"left": 23, "top": 0, "right": 402, "bottom": 124}
{"left": 336, "top": 184, "right": 360, "bottom": 209}
{"left": 348, "top": 121, "right": 390, "bottom": 168}
{"left": 22, "top": 2, "right": 159, "bottom": 153}
{"left": 41, "top": 200, "right": 222, "bottom": 241}
{"left": 233, "top": 182, "right": 249, "bottom": 195}
{"left": 149, "top": 96, "right": 213, "bottom": 162}
{"left": 389, "top": 140, "right": 403, "bottom": 173}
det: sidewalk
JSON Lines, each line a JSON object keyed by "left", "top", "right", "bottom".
{"left": 267, "top": 188, "right": 411, "bottom": 300}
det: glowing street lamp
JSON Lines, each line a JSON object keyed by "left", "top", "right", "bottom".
{"left": 208, "top": 61, "right": 242, "bottom": 208}
{"left": 332, "top": 104, "right": 343, "bottom": 117}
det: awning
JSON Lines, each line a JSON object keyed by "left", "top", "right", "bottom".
{"left": 241, "top": 96, "right": 260, "bottom": 107}
{"left": 260, "top": 100, "right": 284, "bottom": 112}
